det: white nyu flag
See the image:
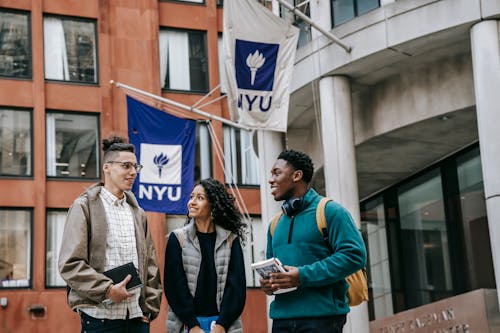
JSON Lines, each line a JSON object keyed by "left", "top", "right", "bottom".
{"left": 223, "top": 0, "right": 299, "bottom": 132}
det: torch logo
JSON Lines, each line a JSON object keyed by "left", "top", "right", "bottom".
{"left": 139, "top": 143, "right": 182, "bottom": 185}
{"left": 246, "top": 50, "right": 265, "bottom": 86}
{"left": 153, "top": 153, "right": 169, "bottom": 178}
{"left": 235, "top": 39, "right": 278, "bottom": 92}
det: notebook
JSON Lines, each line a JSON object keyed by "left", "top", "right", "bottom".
{"left": 103, "top": 262, "right": 142, "bottom": 291}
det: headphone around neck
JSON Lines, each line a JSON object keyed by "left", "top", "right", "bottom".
{"left": 281, "top": 197, "right": 303, "bottom": 216}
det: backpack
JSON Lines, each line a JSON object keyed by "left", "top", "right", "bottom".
{"left": 270, "top": 197, "right": 368, "bottom": 307}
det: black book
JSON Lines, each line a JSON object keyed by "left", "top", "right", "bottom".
{"left": 103, "top": 262, "right": 142, "bottom": 291}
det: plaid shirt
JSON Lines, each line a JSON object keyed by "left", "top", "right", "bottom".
{"left": 79, "top": 187, "right": 142, "bottom": 320}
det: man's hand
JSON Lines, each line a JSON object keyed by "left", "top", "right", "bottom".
{"left": 269, "top": 266, "right": 300, "bottom": 289}
{"left": 259, "top": 277, "right": 279, "bottom": 295}
{"left": 106, "top": 274, "right": 132, "bottom": 303}
{"left": 210, "top": 324, "right": 226, "bottom": 333}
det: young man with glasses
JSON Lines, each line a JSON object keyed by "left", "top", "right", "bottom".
{"left": 59, "top": 136, "right": 162, "bottom": 333}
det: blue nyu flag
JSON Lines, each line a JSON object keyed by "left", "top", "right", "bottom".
{"left": 127, "top": 96, "right": 195, "bottom": 214}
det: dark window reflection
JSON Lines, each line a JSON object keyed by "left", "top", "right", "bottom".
{"left": 331, "top": 0, "right": 380, "bottom": 27}
{"left": 0, "top": 108, "right": 32, "bottom": 176}
{"left": 44, "top": 16, "right": 97, "bottom": 84}
{"left": 0, "top": 10, "right": 31, "bottom": 78}
{"left": 46, "top": 112, "right": 99, "bottom": 178}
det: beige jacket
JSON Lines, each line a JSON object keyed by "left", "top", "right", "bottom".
{"left": 58, "top": 183, "right": 162, "bottom": 320}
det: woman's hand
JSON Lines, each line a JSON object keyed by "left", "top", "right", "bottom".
{"left": 210, "top": 324, "right": 226, "bottom": 333}
{"left": 189, "top": 326, "right": 205, "bottom": 333}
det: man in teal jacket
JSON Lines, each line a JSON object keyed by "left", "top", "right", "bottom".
{"left": 260, "top": 150, "right": 366, "bottom": 332}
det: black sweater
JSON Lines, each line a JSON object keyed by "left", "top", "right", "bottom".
{"left": 164, "top": 231, "right": 246, "bottom": 330}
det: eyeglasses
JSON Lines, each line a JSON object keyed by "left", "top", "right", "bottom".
{"left": 106, "top": 161, "right": 143, "bottom": 172}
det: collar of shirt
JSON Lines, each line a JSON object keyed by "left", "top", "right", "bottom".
{"left": 100, "top": 187, "right": 127, "bottom": 207}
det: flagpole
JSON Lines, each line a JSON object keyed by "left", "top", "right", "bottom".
{"left": 275, "top": 0, "right": 352, "bottom": 52}
{"left": 113, "top": 81, "right": 253, "bottom": 131}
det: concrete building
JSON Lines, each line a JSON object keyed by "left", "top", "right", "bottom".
{"left": 1, "top": 0, "right": 500, "bottom": 332}
{"left": 258, "top": 0, "right": 500, "bottom": 331}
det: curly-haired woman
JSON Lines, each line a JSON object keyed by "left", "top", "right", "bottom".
{"left": 164, "top": 178, "right": 247, "bottom": 333}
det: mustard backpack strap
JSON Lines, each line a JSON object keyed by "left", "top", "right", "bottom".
{"left": 269, "top": 212, "right": 283, "bottom": 237}
{"left": 316, "top": 197, "right": 333, "bottom": 251}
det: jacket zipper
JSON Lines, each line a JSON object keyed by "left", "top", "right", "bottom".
{"left": 288, "top": 216, "right": 295, "bottom": 244}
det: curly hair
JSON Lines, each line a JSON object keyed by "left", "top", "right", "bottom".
{"left": 277, "top": 149, "right": 314, "bottom": 183}
{"left": 102, "top": 135, "right": 135, "bottom": 161}
{"left": 193, "top": 178, "right": 247, "bottom": 242}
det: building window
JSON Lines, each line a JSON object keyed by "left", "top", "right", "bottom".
{"left": 0, "top": 9, "right": 31, "bottom": 78}
{"left": 280, "top": 0, "right": 311, "bottom": 48}
{"left": 159, "top": 28, "right": 208, "bottom": 92}
{"left": 43, "top": 15, "right": 97, "bottom": 84}
{"left": 0, "top": 108, "right": 32, "bottom": 177}
{"left": 46, "top": 210, "right": 66, "bottom": 287}
{"left": 46, "top": 111, "right": 99, "bottom": 179}
{"left": 167, "top": 0, "right": 204, "bottom": 3}
{"left": 397, "top": 169, "right": 453, "bottom": 309}
{"left": 331, "top": 0, "right": 380, "bottom": 27}
{"left": 217, "top": 34, "right": 227, "bottom": 94}
{"left": 361, "top": 196, "right": 393, "bottom": 320}
{"left": 242, "top": 216, "right": 266, "bottom": 287}
{"left": 195, "top": 122, "right": 212, "bottom": 182}
{"left": 0, "top": 208, "right": 32, "bottom": 288}
{"left": 223, "top": 126, "right": 259, "bottom": 186}
{"left": 456, "top": 147, "right": 495, "bottom": 289}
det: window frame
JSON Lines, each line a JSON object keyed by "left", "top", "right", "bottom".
{"left": 0, "top": 106, "right": 33, "bottom": 179}
{"left": 43, "top": 14, "right": 99, "bottom": 85}
{"left": 0, "top": 207, "right": 33, "bottom": 290}
{"left": 159, "top": 27, "right": 209, "bottom": 94}
{"left": 0, "top": 8, "right": 32, "bottom": 79}
{"left": 331, "top": 0, "right": 381, "bottom": 27}
{"left": 45, "top": 109, "right": 101, "bottom": 180}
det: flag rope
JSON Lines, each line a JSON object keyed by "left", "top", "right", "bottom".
{"left": 206, "top": 121, "right": 253, "bottom": 225}
{"left": 113, "top": 81, "right": 253, "bottom": 131}
{"left": 114, "top": 81, "right": 254, "bottom": 225}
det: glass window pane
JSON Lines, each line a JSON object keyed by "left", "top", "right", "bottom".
{"left": 223, "top": 126, "right": 259, "bottom": 185}
{"left": 280, "top": 0, "right": 311, "bottom": 48}
{"left": 0, "top": 108, "right": 32, "bottom": 176}
{"left": 218, "top": 35, "right": 227, "bottom": 94}
{"left": 0, "top": 10, "right": 31, "bottom": 78}
{"left": 242, "top": 216, "right": 265, "bottom": 287}
{"left": 46, "top": 112, "right": 99, "bottom": 178}
{"left": 46, "top": 211, "right": 67, "bottom": 287}
{"left": 397, "top": 169, "right": 453, "bottom": 309}
{"left": 361, "top": 196, "right": 393, "bottom": 320}
{"left": 457, "top": 147, "right": 495, "bottom": 289}
{"left": 331, "top": 0, "right": 355, "bottom": 26}
{"left": 44, "top": 16, "right": 97, "bottom": 83}
{"left": 159, "top": 29, "right": 208, "bottom": 92}
{"left": 0, "top": 209, "right": 31, "bottom": 288}
{"left": 195, "top": 122, "right": 212, "bottom": 182}
{"left": 188, "top": 31, "right": 208, "bottom": 92}
{"left": 357, "top": 0, "right": 380, "bottom": 15}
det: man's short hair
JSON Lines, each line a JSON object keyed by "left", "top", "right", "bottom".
{"left": 102, "top": 136, "right": 135, "bottom": 161}
{"left": 277, "top": 149, "right": 314, "bottom": 183}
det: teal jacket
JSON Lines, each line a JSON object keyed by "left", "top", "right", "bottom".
{"left": 266, "top": 189, "right": 366, "bottom": 319}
